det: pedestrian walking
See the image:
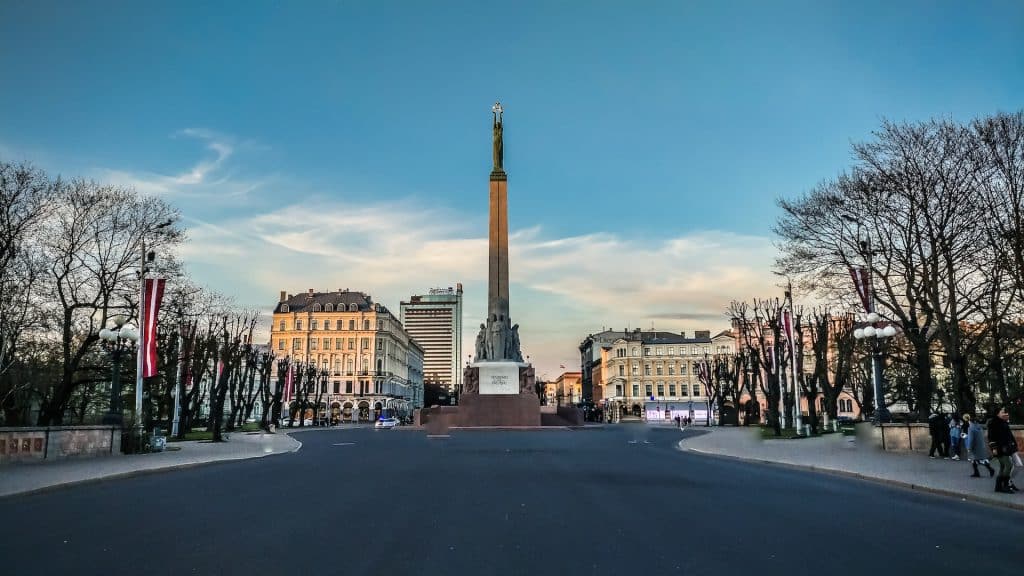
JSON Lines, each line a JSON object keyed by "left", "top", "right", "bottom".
{"left": 963, "top": 414, "right": 994, "bottom": 478}
{"left": 928, "top": 412, "right": 947, "bottom": 458}
{"left": 949, "top": 415, "right": 963, "bottom": 460}
{"left": 987, "top": 406, "right": 1019, "bottom": 494}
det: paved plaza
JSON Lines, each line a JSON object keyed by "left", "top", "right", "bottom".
{"left": 1, "top": 425, "right": 1022, "bottom": 576}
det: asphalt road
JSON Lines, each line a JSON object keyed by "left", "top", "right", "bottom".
{"left": 1, "top": 425, "right": 1022, "bottom": 576}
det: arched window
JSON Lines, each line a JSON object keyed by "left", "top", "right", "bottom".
{"left": 324, "top": 303, "right": 333, "bottom": 312}
{"left": 312, "top": 303, "right": 322, "bottom": 312}
{"left": 281, "top": 304, "right": 289, "bottom": 313}
{"left": 349, "top": 304, "right": 358, "bottom": 311}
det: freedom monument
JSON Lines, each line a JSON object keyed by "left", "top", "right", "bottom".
{"left": 420, "top": 102, "right": 541, "bottom": 431}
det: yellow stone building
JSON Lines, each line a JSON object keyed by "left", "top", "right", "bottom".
{"left": 270, "top": 289, "right": 424, "bottom": 423}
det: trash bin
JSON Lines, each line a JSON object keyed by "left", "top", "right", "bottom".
{"left": 150, "top": 428, "right": 166, "bottom": 452}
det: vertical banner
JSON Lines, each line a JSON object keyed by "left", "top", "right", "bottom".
{"left": 848, "top": 266, "right": 872, "bottom": 313}
{"left": 284, "top": 364, "right": 294, "bottom": 402}
{"left": 141, "top": 278, "right": 166, "bottom": 378}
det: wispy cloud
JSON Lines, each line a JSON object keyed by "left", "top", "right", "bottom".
{"left": 96, "top": 128, "right": 262, "bottom": 200}
{"left": 178, "top": 198, "right": 783, "bottom": 374}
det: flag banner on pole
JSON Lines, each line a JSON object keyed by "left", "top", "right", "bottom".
{"left": 849, "top": 266, "right": 872, "bottom": 313}
{"left": 141, "top": 278, "right": 166, "bottom": 378}
{"left": 284, "top": 364, "right": 294, "bottom": 402}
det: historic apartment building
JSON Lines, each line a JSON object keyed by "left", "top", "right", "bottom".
{"left": 270, "top": 289, "right": 424, "bottom": 423}
{"left": 399, "top": 285, "right": 463, "bottom": 393}
{"left": 543, "top": 371, "right": 582, "bottom": 406}
{"left": 591, "top": 329, "right": 734, "bottom": 423}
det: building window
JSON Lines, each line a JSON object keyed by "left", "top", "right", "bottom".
{"left": 278, "top": 320, "right": 285, "bottom": 331}
{"left": 704, "top": 346, "right": 710, "bottom": 354}
{"left": 617, "top": 348, "right": 626, "bottom": 358}
{"left": 349, "top": 319, "right": 355, "bottom": 330}
{"left": 346, "top": 381, "right": 353, "bottom": 393}
{"left": 644, "top": 365, "right": 651, "bottom": 376}
{"left": 334, "top": 359, "right": 341, "bottom": 373}
{"left": 333, "top": 381, "right": 340, "bottom": 394}
{"left": 310, "top": 338, "right": 318, "bottom": 350}
{"left": 668, "top": 347, "right": 674, "bottom": 356}
{"left": 323, "top": 339, "right": 331, "bottom": 350}
{"left": 693, "top": 365, "right": 700, "bottom": 375}
{"left": 278, "top": 339, "right": 285, "bottom": 350}
{"left": 292, "top": 338, "right": 302, "bottom": 350}
{"left": 363, "top": 319, "right": 370, "bottom": 330}
{"left": 295, "top": 319, "right": 302, "bottom": 331}
{"left": 281, "top": 304, "right": 289, "bottom": 313}
{"left": 656, "top": 347, "right": 663, "bottom": 356}
{"left": 669, "top": 384, "right": 676, "bottom": 396}
{"left": 378, "top": 320, "right": 384, "bottom": 330}
{"left": 348, "top": 338, "right": 355, "bottom": 350}
{"left": 337, "top": 320, "right": 343, "bottom": 330}
{"left": 618, "top": 365, "right": 624, "bottom": 376}
{"left": 693, "top": 386, "right": 702, "bottom": 397}
{"left": 668, "top": 365, "right": 675, "bottom": 375}
{"left": 311, "top": 319, "right": 318, "bottom": 330}
{"left": 361, "top": 358, "right": 369, "bottom": 372}
{"left": 681, "top": 384, "right": 688, "bottom": 396}
{"left": 656, "top": 365, "right": 663, "bottom": 376}
{"left": 632, "top": 347, "right": 639, "bottom": 357}
{"left": 632, "top": 384, "right": 639, "bottom": 397}
{"left": 336, "top": 338, "right": 344, "bottom": 349}
{"left": 657, "top": 384, "right": 664, "bottom": 396}
{"left": 645, "top": 384, "right": 652, "bottom": 397}
{"left": 376, "top": 339, "right": 383, "bottom": 351}
{"left": 312, "top": 303, "right": 321, "bottom": 312}
{"left": 644, "top": 347, "right": 651, "bottom": 357}
{"left": 361, "top": 338, "right": 369, "bottom": 350}
{"left": 347, "top": 359, "right": 354, "bottom": 374}
{"left": 349, "top": 304, "right": 357, "bottom": 311}
{"left": 632, "top": 365, "right": 638, "bottom": 376}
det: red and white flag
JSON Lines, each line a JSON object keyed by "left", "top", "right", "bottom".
{"left": 848, "top": 266, "right": 873, "bottom": 313}
{"left": 141, "top": 278, "right": 166, "bottom": 378}
{"left": 781, "top": 310, "right": 792, "bottom": 343}
{"left": 284, "top": 364, "right": 294, "bottom": 402}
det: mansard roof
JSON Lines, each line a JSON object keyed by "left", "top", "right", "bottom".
{"left": 274, "top": 290, "right": 387, "bottom": 314}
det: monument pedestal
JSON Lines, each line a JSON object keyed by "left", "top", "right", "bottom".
{"left": 421, "top": 362, "right": 540, "bottom": 433}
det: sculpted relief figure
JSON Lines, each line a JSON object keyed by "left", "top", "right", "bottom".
{"left": 475, "top": 323, "right": 487, "bottom": 361}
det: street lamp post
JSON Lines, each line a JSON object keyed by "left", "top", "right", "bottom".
{"left": 100, "top": 316, "right": 139, "bottom": 427}
{"left": 134, "top": 219, "right": 173, "bottom": 441}
{"left": 854, "top": 314, "right": 896, "bottom": 423}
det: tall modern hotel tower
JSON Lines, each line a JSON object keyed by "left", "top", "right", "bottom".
{"left": 400, "top": 285, "right": 463, "bottom": 392}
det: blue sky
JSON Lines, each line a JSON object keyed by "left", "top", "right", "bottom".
{"left": 1, "top": 1, "right": 1022, "bottom": 376}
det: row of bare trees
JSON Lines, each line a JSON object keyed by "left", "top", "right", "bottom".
{"left": 765, "top": 111, "right": 1024, "bottom": 422}
{"left": 0, "top": 160, "right": 281, "bottom": 440}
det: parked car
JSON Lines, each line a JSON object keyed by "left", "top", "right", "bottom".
{"left": 375, "top": 417, "right": 399, "bottom": 429}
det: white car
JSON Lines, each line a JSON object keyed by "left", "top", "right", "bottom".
{"left": 375, "top": 417, "right": 399, "bottom": 429}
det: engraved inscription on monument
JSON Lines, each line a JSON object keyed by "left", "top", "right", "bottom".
{"left": 478, "top": 362, "right": 521, "bottom": 395}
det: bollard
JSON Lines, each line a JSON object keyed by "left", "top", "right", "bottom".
{"left": 804, "top": 424, "right": 811, "bottom": 437}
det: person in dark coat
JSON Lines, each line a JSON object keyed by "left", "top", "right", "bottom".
{"left": 987, "top": 407, "right": 1018, "bottom": 494}
{"left": 928, "top": 412, "right": 947, "bottom": 458}
{"left": 964, "top": 414, "right": 994, "bottom": 478}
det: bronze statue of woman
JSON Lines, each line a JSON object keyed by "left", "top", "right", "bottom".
{"left": 492, "top": 102, "right": 503, "bottom": 170}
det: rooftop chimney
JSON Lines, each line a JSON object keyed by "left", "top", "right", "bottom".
{"left": 279, "top": 291, "right": 287, "bottom": 302}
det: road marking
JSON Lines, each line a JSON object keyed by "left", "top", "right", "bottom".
{"left": 427, "top": 435, "right": 451, "bottom": 439}
{"left": 332, "top": 442, "right": 356, "bottom": 446}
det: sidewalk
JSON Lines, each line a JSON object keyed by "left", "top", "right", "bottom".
{"left": 679, "top": 426, "right": 1024, "bottom": 511}
{"left": 0, "top": 431, "right": 300, "bottom": 498}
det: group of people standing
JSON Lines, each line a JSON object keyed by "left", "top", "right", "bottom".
{"left": 928, "top": 407, "right": 1020, "bottom": 494}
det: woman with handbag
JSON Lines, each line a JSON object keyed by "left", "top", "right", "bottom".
{"left": 964, "top": 414, "right": 994, "bottom": 478}
{"left": 987, "top": 407, "right": 1019, "bottom": 494}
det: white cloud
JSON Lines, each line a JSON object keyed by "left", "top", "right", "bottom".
{"left": 95, "top": 128, "right": 261, "bottom": 200}
{"left": 176, "top": 198, "right": 783, "bottom": 379}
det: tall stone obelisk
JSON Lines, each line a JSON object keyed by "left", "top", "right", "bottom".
{"left": 418, "top": 102, "right": 539, "bottom": 431}
{"left": 488, "top": 102, "right": 509, "bottom": 324}
{"left": 474, "top": 102, "right": 523, "bottom": 365}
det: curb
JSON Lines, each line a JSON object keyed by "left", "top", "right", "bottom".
{"left": 0, "top": 435, "right": 302, "bottom": 500}
{"left": 677, "top": 439, "right": 1024, "bottom": 513}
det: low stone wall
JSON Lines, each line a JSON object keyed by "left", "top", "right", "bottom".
{"left": 874, "top": 422, "right": 1024, "bottom": 453}
{"left": 0, "top": 426, "right": 121, "bottom": 463}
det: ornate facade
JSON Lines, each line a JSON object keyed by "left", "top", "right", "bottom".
{"left": 270, "top": 289, "right": 422, "bottom": 423}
